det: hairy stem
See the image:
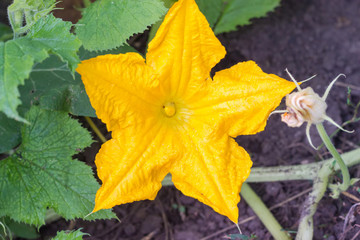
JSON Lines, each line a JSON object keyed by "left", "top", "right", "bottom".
{"left": 241, "top": 183, "right": 291, "bottom": 240}
{"left": 295, "top": 165, "right": 329, "bottom": 240}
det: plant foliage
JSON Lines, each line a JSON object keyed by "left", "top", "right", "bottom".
{"left": 0, "top": 107, "right": 115, "bottom": 227}
{"left": 0, "top": 45, "right": 136, "bottom": 154}
{"left": 0, "top": 14, "right": 81, "bottom": 122}
{"left": 196, "top": 0, "right": 223, "bottom": 28}
{"left": 7, "top": 0, "right": 57, "bottom": 36}
{"left": 76, "top": 0, "right": 167, "bottom": 51}
{"left": 52, "top": 229, "right": 88, "bottom": 240}
{"left": 214, "top": 0, "right": 281, "bottom": 34}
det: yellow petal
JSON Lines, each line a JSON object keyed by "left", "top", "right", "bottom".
{"left": 147, "top": 0, "right": 226, "bottom": 96}
{"left": 170, "top": 134, "right": 252, "bottom": 223}
{"left": 188, "top": 61, "right": 296, "bottom": 137}
{"left": 76, "top": 53, "right": 159, "bottom": 133}
{"left": 93, "top": 122, "right": 179, "bottom": 212}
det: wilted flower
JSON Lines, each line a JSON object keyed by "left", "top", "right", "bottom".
{"left": 279, "top": 69, "right": 353, "bottom": 148}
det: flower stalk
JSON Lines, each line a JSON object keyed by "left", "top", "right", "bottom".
{"left": 277, "top": 71, "right": 354, "bottom": 195}
{"left": 240, "top": 183, "right": 291, "bottom": 240}
{"left": 316, "top": 123, "right": 351, "bottom": 196}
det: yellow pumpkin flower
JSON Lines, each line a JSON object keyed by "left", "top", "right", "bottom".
{"left": 77, "top": 0, "right": 295, "bottom": 223}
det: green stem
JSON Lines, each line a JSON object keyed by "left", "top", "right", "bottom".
{"left": 248, "top": 147, "right": 360, "bottom": 182}
{"left": 241, "top": 183, "right": 291, "bottom": 240}
{"left": 85, "top": 117, "right": 107, "bottom": 143}
{"left": 295, "top": 165, "right": 329, "bottom": 240}
{"left": 316, "top": 123, "right": 351, "bottom": 191}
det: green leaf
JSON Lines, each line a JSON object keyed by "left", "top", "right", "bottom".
{"left": 214, "top": 0, "right": 280, "bottom": 34}
{"left": 52, "top": 229, "right": 88, "bottom": 240}
{"left": 226, "top": 234, "right": 251, "bottom": 240}
{"left": 0, "top": 39, "right": 40, "bottom": 122}
{"left": 0, "top": 45, "right": 136, "bottom": 153}
{"left": 27, "top": 14, "right": 81, "bottom": 72}
{"left": 0, "top": 23, "right": 12, "bottom": 42}
{"left": 0, "top": 106, "right": 115, "bottom": 227}
{"left": 39, "top": 84, "right": 96, "bottom": 117}
{"left": 0, "top": 14, "right": 81, "bottom": 122}
{"left": 76, "top": 0, "right": 167, "bottom": 51}
{"left": 196, "top": 0, "right": 223, "bottom": 28}
{"left": 19, "top": 45, "right": 137, "bottom": 117}
{"left": 0, "top": 112, "right": 21, "bottom": 153}
{"left": 2, "top": 217, "right": 39, "bottom": 239}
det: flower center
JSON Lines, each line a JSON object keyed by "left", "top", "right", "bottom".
{"left": 162, "top": 102, "right": 176, "bottom": 117}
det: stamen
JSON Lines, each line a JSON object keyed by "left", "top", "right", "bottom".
{"left": 323, "top": 115, "right": 354, "bottom": 133}
{"left": 285, "top": 68, "right": 302, "bottom": 91}
{"left": 322, "top": 74, "right": 346, "bottom": 101}
{"left": 162, "top": 102, "right": 176, "bottom": 117}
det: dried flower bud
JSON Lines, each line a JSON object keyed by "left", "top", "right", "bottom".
{"left": 281, "top": 109, "right": 304, "bottom": 127}
{"left": 275, "top": 71, "right": 352, "bottom": 149}
{"left": 282, "top": 87, "right": 327, "bottom": 126}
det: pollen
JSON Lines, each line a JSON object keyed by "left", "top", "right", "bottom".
{"left": 162, "top": 102, "right": 176, "bottom": 117}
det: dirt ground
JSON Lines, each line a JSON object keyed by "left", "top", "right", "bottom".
{"left": 4, "top": 0, "right": 360, "bottom": 239}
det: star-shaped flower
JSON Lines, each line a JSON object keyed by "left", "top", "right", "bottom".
{"left": 77, "top": 0, "right": 295, "bottom": 223}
